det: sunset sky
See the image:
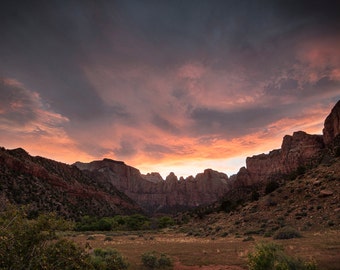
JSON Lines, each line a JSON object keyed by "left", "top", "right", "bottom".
{"left": 1, "top": 0, "right": 339, "bottom": 178}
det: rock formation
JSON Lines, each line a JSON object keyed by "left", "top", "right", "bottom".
{"left": 233, "top": 100, "right": 340, "bottom": 187}
{"left": 323, "top": 100, "right": 340, "bottom": 145}
{"left": 74, "top": 159, "right": 230, "bottom": 213}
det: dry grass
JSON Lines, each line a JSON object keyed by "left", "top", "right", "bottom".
{"left": 70, "top": 229, "right": 340, "bottom": 270}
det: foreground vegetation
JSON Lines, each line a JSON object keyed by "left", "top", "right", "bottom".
{"left": 1, "top": 206, "right": 339, "bottom": 269}
{"left": 248, "top": 242, "right": 317, "bottom": 270}
{"left": 75, "top": 214, "right": 175, "bottom": 232}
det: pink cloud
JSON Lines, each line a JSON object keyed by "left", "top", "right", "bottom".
{"left": 294, "top": 36, "right": 340, "bottom": 83}
{"left": 0, "top": 78, "right": 94, "bottom": 164}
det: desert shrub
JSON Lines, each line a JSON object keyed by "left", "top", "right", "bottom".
{"left": 157, "top": 216, "right": 175, "bottom": 228}
{"left": 104, "top": 236, "right": 113, "bottom": 241}
{"left": 288, "top": 166, "right": 307, "bottom": 180}
{"left": 141, "top": 251, "right": 159, "bottom": 268}
{"left": 220, "top": 232, "right": 228, "bottom": 237}
{"left": 273, "top": 226, "right": 302, "bottom": 239}
{"left": 76, "top": 214, "right": 151, "bottom": 231}
{"left": 265, "top": 180, "right": 279, "bottom": 194}
{"left": 158, "top": 253, "right": 172, "bottom": 267}
{"left": 125, "top": 214, "right": 150, "bottom": 230}
{"left": 33, "top": 239, "right": 93, "bottom": 269}
{"left": 91, "top": 248, "right": 129, "bottom": 270}
{"left": 327, "top": 220, "right": 335, "bottom": 226}
{"left": 76, "top": 216, "right": 113, "bottom": 231}
{"left": 220, "top": 199, "right": 240, "bottom": 213}
{"left": 141, "top": 251, "right": 172, "bottom": 269}
{"left": 248, "top": 242, "right": 317, "bottom": 270}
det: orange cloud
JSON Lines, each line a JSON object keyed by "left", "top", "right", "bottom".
{"left": 113, "top": 103, "right": 331, "bottom": 178}
{"left": 295, "top": 36, "right": 340, "bottom": 84}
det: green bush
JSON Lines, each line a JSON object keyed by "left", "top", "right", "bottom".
{"left": 125, "top": 214, "right": 150, "bottom": 230}
{"left": 33, "top": 239, "right": 93, "bottom": 269}
{"left": 273, "top": 226, "right": 302, "bottom": 240}
{"left": 91, "top": 248, "right": 129, "bottom": 270}
{"left": 141, "top": 251, "right": 172, "bottom": 269}
{"left": 157, "top": 216, "right": 175, "bottom": 229}
{"left": 248, "top": 242, "right": 317, "bottom": 270}
{"left": 158, "top": 253, "right": 172, "bottom": 267}
{"left": 0, "top": 206, "right": 93, "bottom": 270}
{"left": 76, "top": 216, "right": 113, "bottom": 231}
{"left": 76, "top": 214, "right": 151, "bottom": 231}
{"left": 141, "top": 251, "right": 159, "bottom": 268}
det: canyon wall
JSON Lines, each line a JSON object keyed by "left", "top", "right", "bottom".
{"left": 74, "top": 159, "right": 230, "bottom": 213}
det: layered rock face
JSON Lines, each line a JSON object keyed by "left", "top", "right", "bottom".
{"left": 74, "top": 160, "right": 230, "bottom": 213}
{"left": 237, "top": 131, "right": 324, "bottom": 185}
{"left": 323, "top": 100, "right": 340, "bottom": 145}
{"left": 234, "top": 101, "right": 340, "bottom": 187}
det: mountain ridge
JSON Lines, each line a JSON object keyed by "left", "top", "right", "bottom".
{"left": 0, "top": 147, "right": 142, "bottom": 218}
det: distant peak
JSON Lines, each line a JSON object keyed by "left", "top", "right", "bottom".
{"left": 102, "top": 158, "right": 125, "bottom": 165}
{"left": 9, "top": 147, "right": 29, "bottom": 156}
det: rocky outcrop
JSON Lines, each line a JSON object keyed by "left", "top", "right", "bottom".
{"left": 323, "top": 100, "right": 340, "bottom": 145}
{"left": 233, "top": 101, "right": 340, "bottom": 187}
{"left": 0, "top": 148, "right": 141, "bottom": 219}
{"left": 74, "top": 160, "right": 230, "bottom": 213}
{"left": 246, "top": 131, "right": 324, "bottom": 183}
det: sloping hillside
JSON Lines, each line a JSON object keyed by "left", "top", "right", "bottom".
{"left": 178, "top": 154, "right": 340, "bottom": 236}
{"left": 0, "top": 147, "right": 141, "bottom": 219}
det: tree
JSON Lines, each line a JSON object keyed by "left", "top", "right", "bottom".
{"left": 0, "top": 205, "right": 93, "bottom": 270}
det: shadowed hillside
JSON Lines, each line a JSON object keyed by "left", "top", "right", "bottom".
{"left": 0, "top": 147, "right": 141, "bottom": 219}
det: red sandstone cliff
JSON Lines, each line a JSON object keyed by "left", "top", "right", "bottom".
{"left": 234, "top": 100, "right": 340, "bottom": 187}
{"left": 323, "top": 100, "right": 340, "bottom": 145}
{"left": 74, "top": 159, "right": 230, "bottom": 213}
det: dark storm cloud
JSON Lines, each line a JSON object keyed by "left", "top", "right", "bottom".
{"left": 152, "top": 115, "right": 179, "bottom": 135}
{"left": 0, "top": 1, "right": 114, "bottom": 121}
{"left": 190, "top": 106, "right": 287, "bottom": 138}
{"left": 265, "top": 77, "right": 340, "bottom": 99}
{"left": 143, "top": 143, "right": 191, "bottom": 159}
{"left": 114, "top": 140, "right": 137, "bottom": 158}
{"left": 144, "top": 143, "right": 175, "bottom": 157}
{"left": 0, "top": 79, "right": 39, "bottom": 125}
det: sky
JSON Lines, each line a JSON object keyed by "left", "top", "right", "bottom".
{"left": 0, "top": 0, "right": 340, "bottom": 179}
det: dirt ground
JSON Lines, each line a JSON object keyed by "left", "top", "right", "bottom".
{"left": 69, "top": 229, "right": 340, "bottom": 270}
{"left": 173, "top": 261, "right": 245, "bottom": 270}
